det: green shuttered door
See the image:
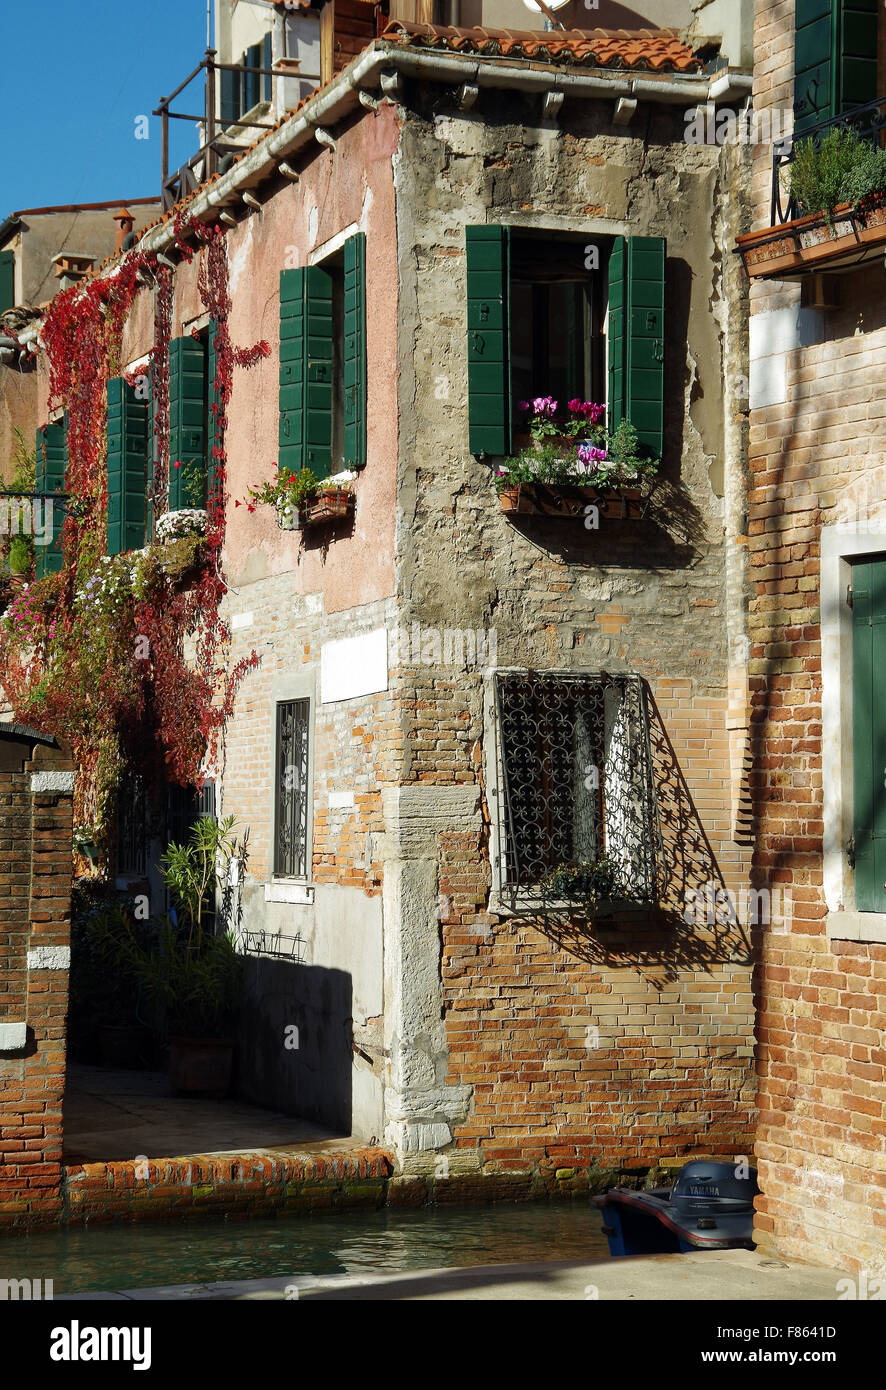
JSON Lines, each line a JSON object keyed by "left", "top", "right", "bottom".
{"left": 106, "top": 377, "right": 148, "bottom": 555}
{"left": 169, "top": 335, "right": 207, "bottom": 510}
{"left": 466, "top": 224, "right": 511, "bottom": 456}
{"left": 607, "top": 236, "right": 665, "bottom": 458}
{"left": 279, "top": 266, "right": 333, "bottom": 474}
{"left": 207, "top": 318, "right": 221, "bottom": 505}
{"left": 343, "top": 233, "right": 367, "bottom": 467}
{"left": 852, "top": 559, "right": 886, "bottom": 913}
{"left": 36, "top": 421, "right": 66, "bottom": 577}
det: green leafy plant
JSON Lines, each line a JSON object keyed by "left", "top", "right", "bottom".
{"left": 8, "top": 535, "right": 31, "bottom": 574}
{"left": 496, "top": 416, "right": 660, "bottom": 492}
{"left": 541, "top": 856, "right": 636, "bottom": 907}
{"left": 245, "top": 465, "right": 319, "bottom": 515}
{"left": 160, "top": 813, "right": 241, "bottom": 939}
{"left": 789, "top": 126, "right": 886, "bottom": 220}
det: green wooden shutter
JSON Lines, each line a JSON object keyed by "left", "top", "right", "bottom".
{"left": 0, "top": 249, "right": 14, "bottom": 315}
{"left": 279, "top": 266, "right": 333, "bottom": 475}
{"left": 169, "top": 335, "right": 207, "bottom": 510}
{"left": 794, "top": 0, "right": 836, "bottom": 134}
{"left": 852, "top": 559, "right": 886, "bottom": 912}
{"left": 35, "top": 420, "right": 67, "bottom": 578}
{"left": 795, "top": 0, "right": 878, "bottom": 135}
{"left": 207, "top": 318, "right": 222, "bottom": 507}
{"left": 106, "top": 377, "right": 148, "bottom": 555}
{"left": 608, "top": 237, "right": 665, "bottom": 457}
{"left": 466, "top": 224, "right": 511, "bottom": 456}
{"left": 245, "top": 42, "right": 261, "bottom": 111}
{"left": 221, "top": 66, "right": 238, "bottom": 125}
{"left": 607, "top": 237, "right": 626, "bottom": 434}
{"left": 262, "top": 31, "right": 273, "bottom": 103}
{"left": 343, "top": 233, "right": 367, "bottom": 467}
{"left": 840, "top": 0, "right": 879, "bottom": 116}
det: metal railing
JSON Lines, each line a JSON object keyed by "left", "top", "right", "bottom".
{"left": 154, "top": 48, "right": 321, "bottom": 212}
{"left": 771, "top": 95, "right": 886, "bottom": 226}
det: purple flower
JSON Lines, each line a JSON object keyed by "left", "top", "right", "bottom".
{"left": 532, "top": 396, "right": 557, "bottom": 418}
{"left": 577, "top": 444, "right": 608, "bottom": 466}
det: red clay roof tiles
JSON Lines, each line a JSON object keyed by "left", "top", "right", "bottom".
{"left": 380, "top": 22, "right": 706, "bottom": 73}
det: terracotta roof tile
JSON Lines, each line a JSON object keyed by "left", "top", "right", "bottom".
{"left": 380, "top": 22, "right": 706, "bottom": 73}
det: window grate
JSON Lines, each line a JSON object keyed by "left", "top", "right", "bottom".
{"left": 116, "top": 773, "right": 146, "bottom": 877}
{"left": 275, "top": 698, "right": 310, "bottom": 879}
{"left": 494, "top": 671, "right": 663, "bottom": 907}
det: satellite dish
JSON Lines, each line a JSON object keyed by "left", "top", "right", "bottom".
{"left": 522, "top": 0, "right": 571, "bottom": 11}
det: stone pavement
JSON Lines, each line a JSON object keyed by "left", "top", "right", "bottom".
{"left": 65, "top": 1249, "right": 846, "bottom": 1301}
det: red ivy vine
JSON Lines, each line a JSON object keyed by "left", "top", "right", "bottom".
{"left": 0, "top": 213, "right": 265, "bottom": 832}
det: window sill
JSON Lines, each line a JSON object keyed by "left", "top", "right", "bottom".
{"left": 265, "top": 880, "right": 314, "bottom": 905}
{"left": 826, "top": 910, "right": 886, "bottom": 945}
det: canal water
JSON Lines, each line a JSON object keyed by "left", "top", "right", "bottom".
{"left": 1, "top": 1203, "right": 610, "bottom": 1295}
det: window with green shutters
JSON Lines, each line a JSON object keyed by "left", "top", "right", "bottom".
{"left": 106, "top": 378, "right": 148, "bottom": 555}
{"left": 851, "top": 557, "right": 886, "bottom": 913}
{"left": 169, "top": 334, "right": 208, "bottom": 510}
{"left": 794, "top": 0, "right": 879, "bottom": 137}
{"left": 0, "top": 249, "right": 14, "bottom": 315}
{"left": 35, "top": 420, "right": 66, "bottom": 578}
{"left": 466, "top": 227, "right": 665, "bottom": 460}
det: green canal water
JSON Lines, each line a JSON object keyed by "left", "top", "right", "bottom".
{"left": 0, "top": 1203, "right": 610, "bottom": 1295}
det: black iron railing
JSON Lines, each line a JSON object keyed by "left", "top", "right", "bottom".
{"left": 771, "top": 95, "right": 886, "bottom": 226}
{"left": 155, "top": 48, "right": 321, "bottom": 212}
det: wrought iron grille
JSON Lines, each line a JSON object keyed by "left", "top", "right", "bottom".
{"left": 494, "top": 671, "right": 663, "bottom": 906}
{"left": 771, "top": 96, "right": 886, "bottom": 226}
{"left": 116, "top": 773, "right": 146, "bottom": 877}
{"left": 275, "top": 698, "right": 310, "bottom": 879}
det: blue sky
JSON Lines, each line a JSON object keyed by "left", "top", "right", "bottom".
{"left": 1, "top": 0, "right": 212, "bottom": 212}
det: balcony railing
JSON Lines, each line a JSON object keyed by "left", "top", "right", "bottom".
{"left": 155, "top": 48, "right": 321, "bottom": 212}
{"left": 771, "top": 95, "right": 886, "bottom": 226}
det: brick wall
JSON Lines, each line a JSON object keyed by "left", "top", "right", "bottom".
{"left": 0, "top": 732, "right": 74, "bottom": 1228}
{"left": 749, "top": 0, "right": 886, "bottom": 1272}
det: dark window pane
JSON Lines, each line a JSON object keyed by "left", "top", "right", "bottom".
{"left": 275, "top": 699, "right": 310, "bottom": 878}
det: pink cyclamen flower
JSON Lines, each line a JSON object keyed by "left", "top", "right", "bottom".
{"left": 532, "top": 396, "right": 557, "bottom": 417}
{"left": 577, "top": 444, "right": 608, "bottom": 466}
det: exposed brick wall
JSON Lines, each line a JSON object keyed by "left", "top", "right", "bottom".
{"left": 749, "top": 0, "right": 886, "bottom": 1272}
{"left": 0, "top": 736, "right": 74, "bottom": 1229}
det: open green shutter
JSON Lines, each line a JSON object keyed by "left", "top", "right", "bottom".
{"left": 279, "top": 266, "right": 332, "bottom": 475}
{"left": 343, "top": 232, "right": 367, "bottom": 467}
{"left": 36, "top": 420, "right": 67, "bottom": 578}
{"left": 466, "top": 224, "right": 511, "bottom": 457}
{"left": 607, "top": 237, "right": 626, "bottom": 434}
{"left": 207, "top": 318, "right": 222, "bottom": 507}
{"left": 169, "top": 335, "right": 207, "bottom": 510}
{"left": 626, "top": 237, "right": 665, "bottom": 459}
{"left": 0, "top": 250, "right": 14, "bottom": 315}
{"left": 794, "top": 0, "right": 836, "bottom": 134}
{"left": 106, "top": 377, "right": 148, "bottom": 556}
{"left": 262, "top": 31, "right": 273, "bottom": 103}
{"left": 839, "top": 0, "right": 878, "bottom": 116}
{"left": 852, "top": 559, "right": 886, "bottom": 912}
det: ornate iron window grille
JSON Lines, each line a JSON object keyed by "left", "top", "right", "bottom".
{"left": 116, "top": 772, "right": 146, "bottom": 877}
{"left": 275, "top": 698, "right": 310, "bottom": 879}
{"left": 494, "top": 671, "right": 664, "bottom": 909}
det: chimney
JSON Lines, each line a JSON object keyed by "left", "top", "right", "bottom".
{"left": 50, "top": 252, "right": 96, "bottom": 290}
{"left": 113, "top": 207, "right": 136, "bottom": 253}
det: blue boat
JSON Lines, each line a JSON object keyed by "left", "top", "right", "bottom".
{"left": 593, "top": 1160, "right": 759, "bottom": 1256}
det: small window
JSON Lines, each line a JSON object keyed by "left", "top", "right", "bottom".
{"left": 495, "top": 672, "right": 661, "bottom": 903}
{"left": 275, "top": 698, "right": 310, "bottom": 878}
{"left": 116, "top": 772, "right": 146, "bottom": 877}
{"left": 509, "top": 235, "right": 605, "bottom": 419}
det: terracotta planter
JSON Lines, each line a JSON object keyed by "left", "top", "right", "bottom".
{"left": 499, "top": 481, "right": 647, "bottom": 521}
{"left": 305, "top": 488, "right": 354, "bottom": 524}
{"left": 737, "top": 189, "right": 886, "bottom": 279}
{"left": 168, "top": 1036, "right": 234, "bottom": 1096}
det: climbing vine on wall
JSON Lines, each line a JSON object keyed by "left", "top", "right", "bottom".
{"left": 0, "top": 215, "right": 264, "bottom": 840}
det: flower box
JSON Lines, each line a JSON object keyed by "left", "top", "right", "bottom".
{"left": 499, "top": 481, "right": 648, "bottom": 521}
{"left": 304, "top": 488, "right": 355, "bottom": 525}
{"left": 737, "top": 190, "right": 886, "bottom": 280}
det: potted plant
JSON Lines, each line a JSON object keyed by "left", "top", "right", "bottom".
{"left": 541, "top": 855, "right": 651, "bottom": 915}
{"left": 242, "top": 465, "right": 319, "bottom": 530}
{"left": 306, "top": 474, "right": 357, "bottom": 524}
{"left": 495, "top": 411, "right": 660, "bottom": 518}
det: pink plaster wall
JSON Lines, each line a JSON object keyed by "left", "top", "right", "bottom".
{"left": 36, "top": 104, "right": 400, "bottom": 616}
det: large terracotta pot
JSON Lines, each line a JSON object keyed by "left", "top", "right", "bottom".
{"left": 168, "top": 1036, "right": 234, "bottom": 1096}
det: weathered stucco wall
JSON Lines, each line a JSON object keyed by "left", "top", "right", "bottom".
{"left": 387, "top": 86, "right": 756, "bottom": 1175}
